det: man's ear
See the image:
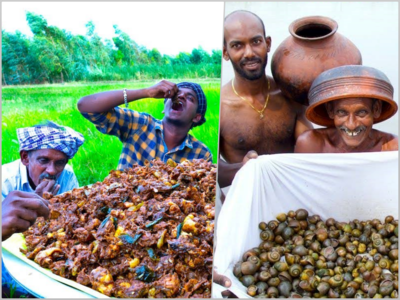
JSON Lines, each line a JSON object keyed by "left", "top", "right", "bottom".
{"left": 20, "top": 150, "right": 30, "bottom": 166}
{"left": 192, "top": 113, "right": 202, "bottom": 124}
{"left": 223, "top": 45, "right": 230, "bottom": 61}
{"left": 372, "top": 99, "right": 382, "bottom": 118}
{"left": 265, "top": 36, "right": 272, "bottom": 53}
{"left": 326, "top": 102, "right": 335, "bottom": 119}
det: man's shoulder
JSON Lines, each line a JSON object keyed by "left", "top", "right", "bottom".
{"left": 375, "top": 130, "right": 398, "bottom": 151}
{"left": 221, "top": 80, "right": 232, "bottom": 95}
{"left": 299, "top": 128, "right": 332, "bottom": 141}
{"left": 220, "top": 81, "right": 237, "bottom": 104}
{"left": 2, "top": 159, "right": 22, "bottom": 177}
{"left": 63, "top": 163, "right": 75, "bottom": 173}
{"left": 2, "top": 160, "right": 24, "bottom": 197}
{"left": 295, "top": 129, "right": 329, "bottom": 153}
{"left": 188, "top": 135, "right": 210, "bottom": 150}
{"left": 58, "top": 164, "right": 79, "bottom": 192}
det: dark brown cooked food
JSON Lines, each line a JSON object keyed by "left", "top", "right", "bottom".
{"left": 21, "top": 159, "right": 216, "bottom": 298}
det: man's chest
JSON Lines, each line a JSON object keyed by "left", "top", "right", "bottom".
{"left": 220, "top": 106, "right": 297, "bottom": 152}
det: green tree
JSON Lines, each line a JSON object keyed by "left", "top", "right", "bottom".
{"left": 191, "top": 47, "right": 210, "bottom": 64}
{"left": 2, "top": 30, "right": 32, "bottom": 84}
{"left": 174, "top": 52, "right": 191, "bottom": 65}
{"left": 112, "top": 25, "right": 139, "bottom": 66}
{"left": 2, "top": 12, "right": 222, "bottom": 84}
{"left": 211, "top": 49, "right": 222, "bottom": 64}
{"left": 148, "top": 48, "right": 162, "bottom": 64}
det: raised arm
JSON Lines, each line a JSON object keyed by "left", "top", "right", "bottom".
{"left": 77, "top": 80, "right": 179, "bottom": 113}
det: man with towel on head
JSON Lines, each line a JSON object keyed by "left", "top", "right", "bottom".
{"left": 2, "top": 121, "right": 84, "bottom": 297}
{"left": 2, "top": 121, "right": 85, "bottom": 200}
{"left": 77, "top": 80, "right": 211, "bottom": 169}
{"left": 295, "top": 65, "right": 398, "bottom": 153}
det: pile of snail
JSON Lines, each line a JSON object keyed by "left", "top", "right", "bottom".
{"left": 233, "top": 209, "right": 398, "bottom": 298}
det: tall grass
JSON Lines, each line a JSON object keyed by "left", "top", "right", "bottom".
{"left": 2, "top": 79, "right": 220, "bottom": 186}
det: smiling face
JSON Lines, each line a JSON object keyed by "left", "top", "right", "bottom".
{"left": 20, "top": 149, "right": 68, "bottom": 189}
{"left": 163, "top": 87, "right": 202, "bottom": 127}
{"left": 223, "top": 11, "right": 271, "bottom": 81}
{"left": 327, "top": 97, "right": 382, "bottom": 149}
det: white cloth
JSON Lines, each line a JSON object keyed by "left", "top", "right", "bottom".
{"left": 213, "top": 151, "right": 398, "bottom": 298}
{"left": 2, "top": 159, "right": 79, "bottom": 200}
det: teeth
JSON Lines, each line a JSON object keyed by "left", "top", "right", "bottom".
{"left": 343, "top": 129, "right": 361, "bottom": 136}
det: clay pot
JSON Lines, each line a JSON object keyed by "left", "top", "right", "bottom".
{"left": 271, "top": 16, "right": 362, "bottom": 105}
{"left": 306, "top": 65, "right": 398, "bottom": 127}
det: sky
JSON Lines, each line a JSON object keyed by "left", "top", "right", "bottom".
{"left": 2, "top": 2, "right": 225, "bottom": 56}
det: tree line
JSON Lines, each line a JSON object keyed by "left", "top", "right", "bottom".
{"left": 2, "top": 12, "right": 222, "bottom": 85}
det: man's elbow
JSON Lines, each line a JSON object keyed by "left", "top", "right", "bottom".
{"left": 77, "top": 97, "right": 88, "bottom": 113}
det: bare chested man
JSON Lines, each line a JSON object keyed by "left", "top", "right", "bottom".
{"left": 219, "top": 10, "right": 312, "bottom": 188}
{"left": 295, "top": 65, "right": 398, "bottom": 153}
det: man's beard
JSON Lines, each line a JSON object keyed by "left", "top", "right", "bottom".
{"left": 164, "top": 115, "right": 188, "bottom": 128}
{"left": 230, "top": 54, "right": 269, "bottom": 81}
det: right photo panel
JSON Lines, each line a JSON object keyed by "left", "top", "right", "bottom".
{"left": 214, "top": 2, "right": 398, "bottom": 298}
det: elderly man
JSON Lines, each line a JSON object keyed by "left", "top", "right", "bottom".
{"left": 77, "top": 80, "right": 211, "bottom": 169}
{"left": 2, "top": 121, "right": 84, "bottom": 199}
{"left": 295, "top": 65, "right": 398, "bottom": 153}
{"left": 219, "top": 10, "right": 312, "bottom": 188}
{"left": 2, "top": 121, "right": 84, "bottom": 297}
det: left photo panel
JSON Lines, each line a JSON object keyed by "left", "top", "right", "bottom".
{"left": 1, "top": 2, "right": 224, "bottom": 298}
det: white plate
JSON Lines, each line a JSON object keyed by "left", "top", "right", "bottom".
{"left": 2, "top": 249, "right": 94, "bottom": 298}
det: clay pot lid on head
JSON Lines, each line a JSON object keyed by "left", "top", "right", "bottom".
{"left": 306, "top": 65, "right": 398, "bottom": 127}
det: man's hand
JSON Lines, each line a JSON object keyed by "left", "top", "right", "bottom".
{"left": 35, "top": 179, "right": 60, "bottom": 198}
{"left": 218, "top": 150, "right": 259, "bottom": 188}
{"left": 146, "top": 80, "right": 179, "bottom": 99}
{"left": 213, "top": 270, "right": 231, "bottom": 288}
{"left": 213, "top": 270, "right": 238, "bottom": 298}
{"left": 242, "top": 150, "right": 258, "bottom": 164}
{"left": 2, "top": 191, "right": 50, "bottom": 241}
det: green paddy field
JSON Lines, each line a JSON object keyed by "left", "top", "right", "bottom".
{"left": 1, "top": 79, "right": 220, "bottom": 186}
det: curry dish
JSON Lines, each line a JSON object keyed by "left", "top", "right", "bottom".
{"left": 21, "top": 159, "right": 215, "bottom": 298}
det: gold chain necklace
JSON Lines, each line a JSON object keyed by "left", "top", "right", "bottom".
{"left": 232, "top": 77, "right": 270, "bottom": 119}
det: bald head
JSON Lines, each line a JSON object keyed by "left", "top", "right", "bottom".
{"left": 224, "top": 10, "right": 266, "bottom": 46}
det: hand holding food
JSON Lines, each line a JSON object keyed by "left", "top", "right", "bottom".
{"left": 35, "top": 174, "right": 60, "bottom": 197}
{"left": 2, "top": 191, "right": 50, "bottom": 241}
{"left": 146, "top": 80, "right": 179, "bottom": 99}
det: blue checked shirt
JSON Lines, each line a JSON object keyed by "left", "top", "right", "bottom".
{"left": 82, "top": 107, "right": 212, "bottom": 170}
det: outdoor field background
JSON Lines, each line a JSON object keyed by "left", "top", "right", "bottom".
{"left": 1, "top": 79, "right": 220, "bottom": 187}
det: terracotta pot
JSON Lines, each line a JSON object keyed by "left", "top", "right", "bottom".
{"left": 271, "top": 16, "right": 362, "bottom": 105}
{"left": 306, "top": 65, "right": 398, "bottom": 127}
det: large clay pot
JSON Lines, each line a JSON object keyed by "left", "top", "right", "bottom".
{"left": 271, "top": 16, "right": 362, "bottom": 105}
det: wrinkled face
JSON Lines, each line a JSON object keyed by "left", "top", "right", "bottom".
{"left": 223, "top": 12, "right": 271, "bottom": 81}
{"left": 327, "top": 98, "right": 381, "bottom": 149}
{"left": 20, "top": 149, "right": 68, "bottom": 188}
{"left": 163, "top": 87, "right": 202, "bottom": 127}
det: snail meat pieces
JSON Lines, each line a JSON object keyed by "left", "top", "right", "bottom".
{"left": 20, "top": 159, "right": 216, "bottom": 298}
